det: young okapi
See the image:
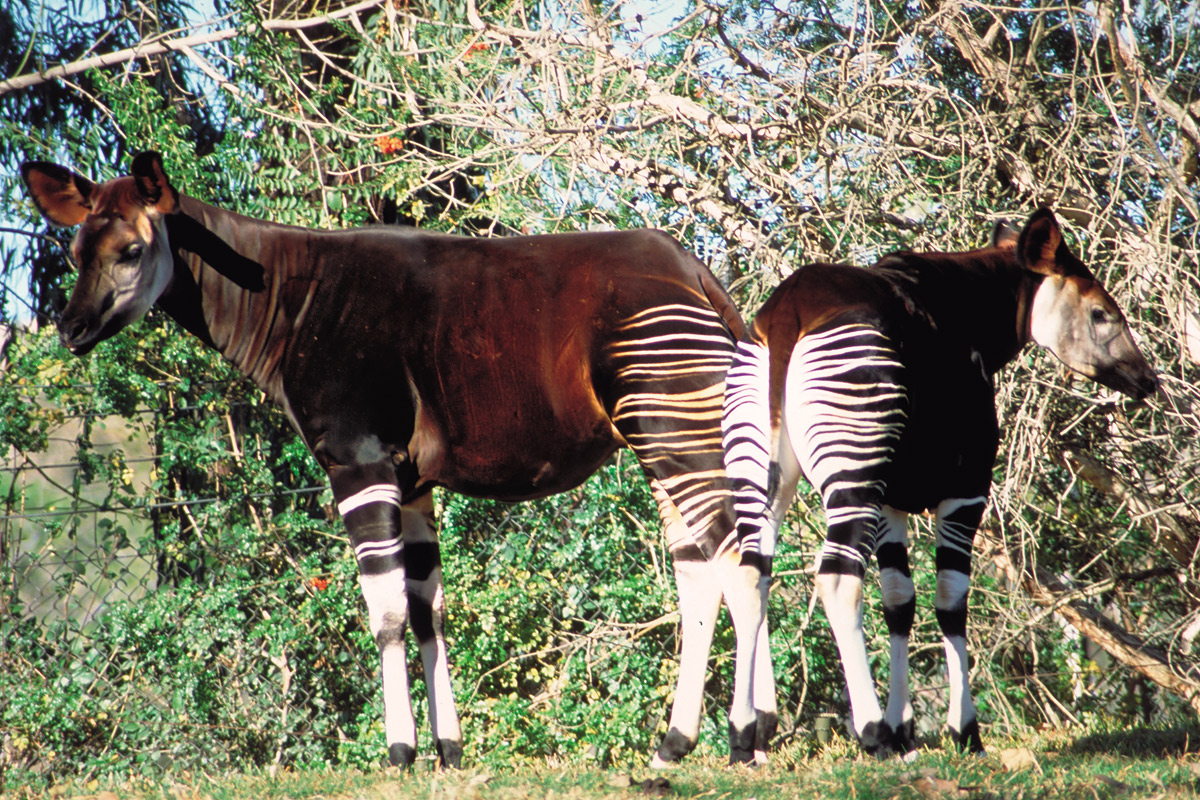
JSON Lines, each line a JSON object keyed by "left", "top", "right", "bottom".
{"left": 21, "top": 152, "right": 778, "bottom": 768}
{"left": 722, "top": 209, "right": 1157, "bottom": 758}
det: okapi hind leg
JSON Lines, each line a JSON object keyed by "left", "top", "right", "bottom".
{"left": 650, "top": 551, "right": 722, "bottom": 768}
{"left": 401, "top": 493, "right": 463, "bottom": 769}
{"left": 787, "top": 321, "right": 908, "bottom": 758}
{"left": 715, "top": 544, "right": 770, "bottom": 766}
{"left": 722, "top": 338, "right": 803, "bottom": 764}
{"left": 815, "top": 565, "right": 893, "bottom": 757}
{"left": 647, "top": 479, "right": 720, "bottom": 768}
{"left": 933, "top": 496, "right": 988, "bottom": 755}
{"left": 643, "top": 479, "right": 766, "bottom": 768}
{"left": 751, "top": 602, "right": 777, "bottom": 764}
{"left": 331, "top": 454, "right": 418, "bottom": 767}
{"left": 875, "top": 506, "right": 917, "bottom": 758}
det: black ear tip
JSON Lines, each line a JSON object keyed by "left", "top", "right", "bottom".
{"left": 20, "top": 160, "right": 64, "bottom": 182}
{"left": 130, "top": 150, "right": 165, "bottom": 176}
{"left": 1028, "top": 207, "right": 1058, "bottom": 226}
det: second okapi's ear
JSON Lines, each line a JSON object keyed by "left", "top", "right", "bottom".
{"left": 1016, "top": 208, "right": 1066, "bottom": 276}
{"left": 130, "top": 151, "right": 179, "bottom": 215}
{"left": 990, "top": 221, "right": 1020, "bottom": 250}
{"left": 20, "top": 161, "right": 95, "bottom": 227}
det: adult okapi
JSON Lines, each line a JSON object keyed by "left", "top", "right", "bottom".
{"left": 722, "top": 209, "right": 1157, "bottom": 758}
{"left": 20, "top": 151, "right": 777, "bottom": 768}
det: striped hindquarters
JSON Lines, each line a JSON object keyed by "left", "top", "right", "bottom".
{"left": 607, "top": 303, "right": 738, "bottom": 554}
{"left": 788, "top": 323, "right": 908, "bottom": 577}
{"left": 721, "top": 340, "right": 776, "bottom": 564}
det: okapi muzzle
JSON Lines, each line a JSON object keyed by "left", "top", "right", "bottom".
{"left": 21, "top": 153, "right": 179, "bottom": 355}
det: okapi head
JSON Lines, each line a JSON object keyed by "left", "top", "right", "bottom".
{"left": 1003, "top": 209, "right": 1158, "bottom": 400}
{"left": 22, "top": 151, "right": 266, "bottom": 356}
{"left": 21, "top": 152, "right": 182, "bottom": 355}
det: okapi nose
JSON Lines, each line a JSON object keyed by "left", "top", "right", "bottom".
{"left": 1137, "top": 371, "right": 1160, "bottom": 401}
{"left": 59, "top": 317, "right": 89, "bottom": 350}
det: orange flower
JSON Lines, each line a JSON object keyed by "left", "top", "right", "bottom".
{"left": 375, "top": 135, "right": 404, "bottom": 155}
{"left": 463, "top": 41, "right": 489, "bottom": 60}
{"left": 309, "top": 576, "right": 329, "bottom": 591}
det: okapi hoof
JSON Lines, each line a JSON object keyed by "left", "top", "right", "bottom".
{"left": 650, "top": 727, "right": 696, "bottom": 768}
{"left": 892, "top": 718, "right": 918, "bottom": 761}
{"left": 728, "top": 720, "right": 758, "bottom": 765}
{"left": 436, "top": 739, "right": 464, "bottom": 769}
{"left": 949, "top": 719, "right": 985, "bottom": 755}
{"left": 858, "top": 720, "right": 897, "bottom": 759}
{"left": 388, "top": 742, "right": 417, "bottom": 768}
{"left": 755, "top": 710, "right": 778, "bottom": 765}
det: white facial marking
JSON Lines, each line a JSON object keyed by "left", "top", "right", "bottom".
{"left": 113, "top": 214, "right": 173, "bottom": 322}
{"left": 1029, "top": 276, "right": 1066, "bottom": 349}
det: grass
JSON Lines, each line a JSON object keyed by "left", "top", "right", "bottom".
{"left": 10, "top": 727, "right": 1200, "bottom": 800}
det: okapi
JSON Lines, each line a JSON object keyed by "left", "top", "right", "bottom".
{"left": 722, "top": 209, "right": 1157, "bottom": 758}
{"left": 20, "top": 152, "right": 777, "bottom": 768}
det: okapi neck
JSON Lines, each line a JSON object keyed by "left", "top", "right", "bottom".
{"left": 890, "top": 251, "right": 1032, "bottom": 375}
{"left": 1014, "top": 270, "right": 1043, "bottom": 353}
{"left": 161, "top": 195, "right": 320, "bottom": 406}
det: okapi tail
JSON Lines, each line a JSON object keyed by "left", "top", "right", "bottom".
{"left": 698, "top": 267, "right": 751, "bottom": 343}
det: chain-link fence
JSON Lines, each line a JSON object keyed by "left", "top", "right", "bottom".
{"left": 0, "top": 384, "right": 383, "bottom": 785}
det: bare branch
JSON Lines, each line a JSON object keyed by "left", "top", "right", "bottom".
{"left": 983, "top": 530, "right": 1200, "bottom": 717}
{"left": 0, "top": 0, "right": 384, "bottom": 97}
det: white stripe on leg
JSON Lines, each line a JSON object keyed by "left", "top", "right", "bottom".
{"left": 936, "top": 569, "right": 974, "bottom": 733}
{"left": 339, "top": 483, "right": 403, "bottom": 516}
{"left": 398, "top": 503, "right": 462, "bottom": 765}
{"left": 875, "top": 506, "right": 914, "bottom": 739}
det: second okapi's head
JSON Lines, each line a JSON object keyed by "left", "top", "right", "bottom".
{"left": 1000, "top": 209, "right": 1158, "bottom": 401}
{"left": 21, "top": 152, "right": 180, "bottom": 356}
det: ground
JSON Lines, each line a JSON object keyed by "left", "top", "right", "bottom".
{"left": 9, "top": 727, "right": 1200, "bottom": 800}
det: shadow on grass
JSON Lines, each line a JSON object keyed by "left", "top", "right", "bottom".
{"left": 1066, "top": 726, "right": 1200, "bottom": 759}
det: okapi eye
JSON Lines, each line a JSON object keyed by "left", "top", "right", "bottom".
{"left": 120, "top": 243, "right": 144, "bottom": 262}
{"left": 1090, "top": 307, "right": 1109, "bottom": 325}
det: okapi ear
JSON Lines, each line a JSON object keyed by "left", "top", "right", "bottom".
{"left": 130, "top": 151, "right": 179, "bottom": 214}
{"left": 1016, "top": 208, "right": 1065, "bottom": 275}
{"left": 990, "top": 222, "right": 1020, "bottom": 250}
{"left": 20, "top": 161, "right": 95, "bottom": 227}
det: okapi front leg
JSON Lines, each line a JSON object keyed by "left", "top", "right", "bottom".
{"left": 401, "top": 494, "right": 463, "bottom": 769}
{"left": 934, "top": 497, "right": 987, "bottom": 755}
{"left": 332, "top": 456, "right": 417, "bottom": 767}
